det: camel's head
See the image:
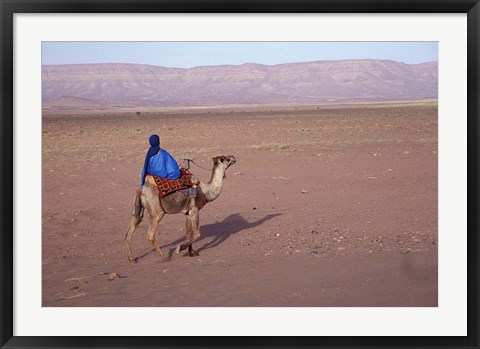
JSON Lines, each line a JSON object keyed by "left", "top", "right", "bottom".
{"left": 213, "top": 155, "right": 236, "bottom": 172}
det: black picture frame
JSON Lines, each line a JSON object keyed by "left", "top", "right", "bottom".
{"left": 1, "top": 0, "right": 479, "bottom": 348}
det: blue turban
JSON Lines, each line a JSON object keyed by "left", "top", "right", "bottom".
{"left": 141, "top": 134, "right": 160, "bottom": 185}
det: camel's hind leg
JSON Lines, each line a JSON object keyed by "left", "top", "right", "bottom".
{"left": 177, "top": 206, "right": 200, "bottom": 257}
{"left": 124, "top": 215, "right": 140, "bottom": 263}
{"left": 124, "top": 192, "right": 144, "bottom": 262}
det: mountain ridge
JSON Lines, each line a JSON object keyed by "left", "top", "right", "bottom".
{"left": 42, "top": 59, "right": 438, "bottom": 107}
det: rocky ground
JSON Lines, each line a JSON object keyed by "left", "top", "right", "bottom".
{"left": 42, "top": 101, "right": 438, "bottom": 306}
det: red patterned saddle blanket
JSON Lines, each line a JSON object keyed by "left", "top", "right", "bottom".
{"left": 147, "top": 169, "right": 193, "bottom": 197}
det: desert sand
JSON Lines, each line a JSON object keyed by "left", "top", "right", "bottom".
{"left": 42, "top": 101, "right": 438, "bottom": 307}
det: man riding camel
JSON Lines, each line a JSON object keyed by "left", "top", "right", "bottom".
{"left": 140, "top": 134, "right": 180, "bottom": 186}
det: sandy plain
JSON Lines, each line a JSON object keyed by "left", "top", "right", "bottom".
{"left": 42, "top": 101, "right": 438, "bottom": 307}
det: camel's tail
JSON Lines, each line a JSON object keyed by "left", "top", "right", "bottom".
{"left": 133, "top": 189, "right": 144, "bottom": 223}
{"left": 125, "top": 190, "right": 143, "bottom": 238}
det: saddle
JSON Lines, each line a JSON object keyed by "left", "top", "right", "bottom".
{"left": 145, "top": 168, "right": 195, "bottom": 198}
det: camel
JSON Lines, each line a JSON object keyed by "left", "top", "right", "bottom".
{"left": 124, "top": 155, "right": 236, "bottom": 262}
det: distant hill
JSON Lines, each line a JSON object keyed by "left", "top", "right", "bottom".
{"left": 42, "top": 60, "right": 437, "bottom": 108}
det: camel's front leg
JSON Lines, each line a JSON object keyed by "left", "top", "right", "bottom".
{"left": 177, "top": 207, "right": 200, "bottom": 256}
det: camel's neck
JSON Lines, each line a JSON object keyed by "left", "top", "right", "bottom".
{"left": 199, "top": 164, "right": 226, "bottom": 202}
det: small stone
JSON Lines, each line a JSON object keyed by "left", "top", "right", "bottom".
{"left": 337, "top": 247, "right": 345, "bottom": 250}
{"left": 301, "top": 190, "right": 309, "bottom": 194}
{"left": 108, "top": 272, "right": 119, "bottom": 281}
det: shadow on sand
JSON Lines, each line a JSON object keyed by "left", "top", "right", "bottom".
{"left": 196, "top": 213, "right": 282, "bottom": 253}
{"left": 153, "top": 213, "right": 282, "bottom": 259}
{"left": 134, "top": 213, "right": 281, "bottom": 261}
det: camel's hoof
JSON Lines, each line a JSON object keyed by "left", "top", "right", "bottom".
{"left": 188, "top": 250, "right": 199, "bottom": 257}
{"left": 128, "top": 257, "right": 134, "bottom": 263}
{"left": 175, "top": 245, "right": 181, "bottom": 254}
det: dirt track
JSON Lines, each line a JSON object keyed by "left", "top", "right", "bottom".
{"left": 42, "top": 102, "right": 438, "bottom": 306}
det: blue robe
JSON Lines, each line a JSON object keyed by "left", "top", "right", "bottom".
{"left": 142, "top": 149, "right": 180, "bottom": 183}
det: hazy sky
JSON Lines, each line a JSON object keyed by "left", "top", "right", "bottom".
{"left": 42, "top": 42, "right": 438, "bottom": 67}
